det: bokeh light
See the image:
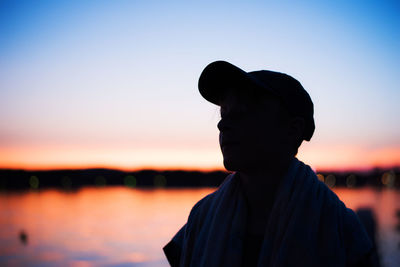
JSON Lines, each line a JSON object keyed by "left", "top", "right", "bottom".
{"left": 29, "top": 175, "right": 39, "bottom": 189}
{"left": 324, "top": 174, "right": 336, "bottom": 188}
{"left": 124, "top": 175, "right": 137, "bottom": 188}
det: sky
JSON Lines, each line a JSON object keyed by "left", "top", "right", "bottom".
{"left": 0, "top": 0, "right": 399, "bottom": 171}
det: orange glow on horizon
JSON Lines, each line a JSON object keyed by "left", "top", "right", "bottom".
{"left": 0, "top": 145, "right": 224, "bottom": 172}
{"left": 0, "top": 163, "right": 225, "bottom": 172}
{"left": 1, "top": 144, "right": 399, "bottom": 172}
{"left": 299, "top": 144, "right": 400, "bottom": 171}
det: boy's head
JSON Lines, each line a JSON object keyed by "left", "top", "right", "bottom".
{"left": 198, "top": 61, "right": 315, "bottom": 172}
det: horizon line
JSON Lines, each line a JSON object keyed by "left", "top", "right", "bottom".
{"left": 1, "top": 164, "right": 399, "bottom": 174}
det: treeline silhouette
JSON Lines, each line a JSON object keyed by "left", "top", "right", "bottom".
{"left": 0, "top": 167, "right": 398, "bottom": 191}
{"left": 0, "top": 169, "right": 227, "bottom": 190}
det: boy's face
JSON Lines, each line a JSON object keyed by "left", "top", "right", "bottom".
{"left": 218, "top": 90, "right": 291, "bottom": 172}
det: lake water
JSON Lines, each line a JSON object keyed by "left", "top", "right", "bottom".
{"left": 0, "top": 187, "right": 399, "bottom": 267}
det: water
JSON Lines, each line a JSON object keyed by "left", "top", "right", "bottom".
{"left": 0, "top": 187, "right": 399, "bottom": 267}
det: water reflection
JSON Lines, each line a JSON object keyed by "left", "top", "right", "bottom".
{"left": 0, "top": 188, "right": 398, "bottom": 266}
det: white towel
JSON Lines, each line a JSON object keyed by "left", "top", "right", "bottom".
{"left": 165, "top": 158, "right": 372, "bottom": 266}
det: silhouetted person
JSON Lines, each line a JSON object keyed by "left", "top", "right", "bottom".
{"left": 164, "top": 61, "right": 375, "bottom": 266}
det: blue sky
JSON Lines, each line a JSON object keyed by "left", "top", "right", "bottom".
{"left": 0, "top": 0, "right": 399, "bottom": 170}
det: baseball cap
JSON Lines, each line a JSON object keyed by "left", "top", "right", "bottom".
{"left": 198, "top": 60, "right": 315, "bottom": 141}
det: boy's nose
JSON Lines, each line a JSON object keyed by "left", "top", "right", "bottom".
{"left": 217, "top": 119, "right": 230, "bottom": 132}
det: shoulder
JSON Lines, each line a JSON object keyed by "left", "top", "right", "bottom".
{"left": 188, "top": 192, "right": 216, "bottom": 219}
{"left": 187, "top": 173, "right": 235, "bottom": 227}
{"left": 314, "top": 176, "right": 344, "bottom": 209}
{"left": 189, "top": 173, "right": 233, "bottom": 218}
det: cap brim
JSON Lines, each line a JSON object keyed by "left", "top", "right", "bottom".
{"left": 198, "top": 61, "right": 268, "bottom": 105}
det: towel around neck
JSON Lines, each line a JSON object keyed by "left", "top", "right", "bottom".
{"left": 164, "top": 158, "right": 372, "bottom": 267}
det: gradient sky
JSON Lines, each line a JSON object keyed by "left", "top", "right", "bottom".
{"left": 0, "top": 0, "right": 399, "bottom": 171}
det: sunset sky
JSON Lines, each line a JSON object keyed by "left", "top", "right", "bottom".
{"left": 1, "top": 0, "right": 399, "bottom": 171}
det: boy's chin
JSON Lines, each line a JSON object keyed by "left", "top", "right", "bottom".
{"left": 223, "top": 158, "right": 243, "bottom": 172}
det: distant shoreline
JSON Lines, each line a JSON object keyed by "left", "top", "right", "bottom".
{"left": 0, "top": 167, "right": 399, "bottom": 191}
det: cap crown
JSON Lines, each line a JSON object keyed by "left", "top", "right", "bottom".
{"left": 198, "top": 61, "right": 315, "bottom": 141}
{"left": 249, "top": 71, "right": 315, "bottom": 141}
